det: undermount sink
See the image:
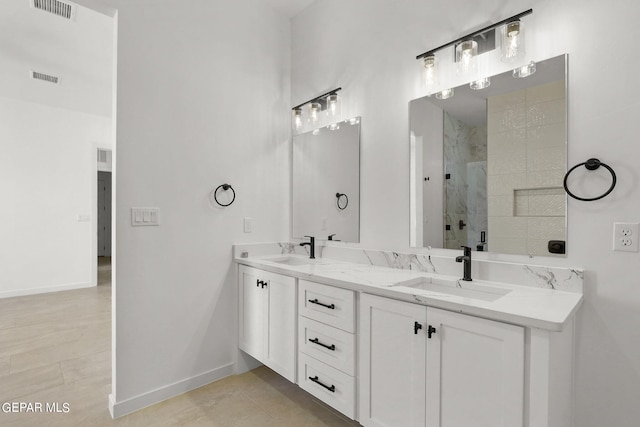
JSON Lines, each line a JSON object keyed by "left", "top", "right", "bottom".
{"left": 393, "top": 276, "right": 511, "bottom": 302}
{"left": 268, "top": 257, "right": 315, "bottom": 266}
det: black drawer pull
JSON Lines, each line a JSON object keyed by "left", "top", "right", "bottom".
{"left": 428, "top": 325, "right": 437, "bottom": 339}
{"left": 308, "top": 338, "right": 336, "bottom": 351}
{"left": 308, "top": 298, "right": 335, "bottom": 310}
{"left": 308, "top": 376, "right": 335, "bottom": 392}
{"left": 256, "top": 279, "right": 267, "bottom": 288}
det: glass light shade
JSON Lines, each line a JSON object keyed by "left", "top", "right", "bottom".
{"left": 435, "top": 88, "right": 454, "bottom": 100}
{"left": 309, "top": 102, "right": 321, "bottom": 123}
{"left": 292, "top": 108, "right": 303, "bottom": 130}
{"left": 500, "top": 20, "right": 525, "bottom": 62}
{"left": 326, "top": 94, "right": 340, "bottom": 117}
{"left": 328, "top": 123, "right": 340, "bottom": 131}
{"left": 455, "top": 40, "right": 478, "bottom": 75}
{"left": 513, "top": 61, "right": 536, "bottom": 78}
{"left": 423, "top": 55, "right": 438, "bottom": 93}
{"left": 347, "top": 117, "right": 360, "bottom": 125}
{"left": 470, "top": 77, "right": 491, "bottom": 90}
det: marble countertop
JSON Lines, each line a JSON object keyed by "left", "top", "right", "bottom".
{"left": 236, "top": 254, "right": 583, "bottom": 331}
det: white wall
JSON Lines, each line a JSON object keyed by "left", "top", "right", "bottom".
{"left": 292, "top": 0, "right": 640, "bottom": 425}
{"left": 0, "top": 96, "right": 112, "bottom": 297}
{"left": 99, "top": 0, "right": 291, "bottom": 415}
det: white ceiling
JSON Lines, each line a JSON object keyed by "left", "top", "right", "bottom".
{"left": 0, "top": 0, "right": 114, "bottom": 117}
{"left": 0, "top": 0, "right": 313, "bottom": 117}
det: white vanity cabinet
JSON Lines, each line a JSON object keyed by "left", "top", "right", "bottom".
{"left": 359, "top": 293, "right": 525, "bottom": 427}
{"left": 297, "top": 280, "right": 357, "bottom": 419}
{"left": 238, "top": 265, "right": 297, "bottom": 382}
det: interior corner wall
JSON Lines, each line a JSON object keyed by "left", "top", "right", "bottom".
{"left": 292, "top": 0, "right": 640, "bottom": 425}
{"left": 0, "top": 96, "right": 112, "bottom": 297}
{"left": 103, "top": 0, "right": 290, "bottom": 413}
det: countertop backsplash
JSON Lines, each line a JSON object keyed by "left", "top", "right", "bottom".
{"left": 233, "top": 242, "right": 583, "bottom": 294}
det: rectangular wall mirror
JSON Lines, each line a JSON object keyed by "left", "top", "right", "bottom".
{"left": 292, "top": 118, "right": 361, "bottom": 242}
{"left": 410, "top": 55, "right": 567, "bottom": 257}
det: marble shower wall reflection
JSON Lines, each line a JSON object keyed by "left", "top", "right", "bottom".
{"left": 443, "top": 113, "right": 487, "bottom": 250}
{"left": 487, "top": 80, "right": 566, "bottom": 256}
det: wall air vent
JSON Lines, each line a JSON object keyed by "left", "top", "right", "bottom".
{"left": 31, "top": 70, "right": 60, "bottom": 84}
{"left": 30, "top": 0, "right": 77, "bottom": 21}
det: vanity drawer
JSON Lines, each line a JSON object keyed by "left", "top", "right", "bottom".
{"left": 299, "top": 280, "right": 355, "bottom": 333}
{"left": 298, "top": 353, "right": 355, "bottom": 419}
{"left": 299, "top": 316, "right": 355, "bottom": 376}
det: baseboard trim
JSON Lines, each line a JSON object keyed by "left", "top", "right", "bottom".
{"left": 109, "top": 362, "right": 235, "bottom": 419}
{"left": 0, "top": 282, "right": 94, "bottom": 299}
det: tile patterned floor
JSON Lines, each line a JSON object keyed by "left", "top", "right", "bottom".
{"left": 0, "top": 258, "right": 360, "bottom": 426}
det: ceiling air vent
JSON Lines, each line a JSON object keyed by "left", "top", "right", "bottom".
{"left": 31, "top": 71, "right": 60, "bottom": 84}
{"left": 31, "top": 0, "right": 76, "bottom": 21}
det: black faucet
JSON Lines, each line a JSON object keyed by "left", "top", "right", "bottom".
{"left": 300, "top": 236, "right": 315, "bottom": 259}
{"left": 455, "top": 246, "right": 472, "bottom": 281}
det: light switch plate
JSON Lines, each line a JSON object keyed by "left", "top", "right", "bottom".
{"left": 613, "top": 222, "right": 639, "bottom": 252}
{"left": 131, "top": 208, "right": 160, "bottom": 226}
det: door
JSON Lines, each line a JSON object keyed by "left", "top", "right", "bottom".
{"left": 238, "top": 265, "right": 264, "bottom": 360}
{"left": 97, "top": 171, "right": 112, "bottom": 256}
{"left": 264, "top": 271, "right": 296, "bottom": 382}
{"left": 426, "top": 307, "right": 525, "bottom": 427}
{"left": 359, "top": 293, "right": 427, "bottom": 427}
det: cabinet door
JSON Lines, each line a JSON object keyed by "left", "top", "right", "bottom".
{"left": 264, "top": 271, "right": 297, "bottom": 382}
{"left": 426, "top": 307, "right": 524, "bottom": 427}
{"left": 238, "top": 265, "right": 264, "bottom": 361}
{"left": 359, "top": 293, "right": 427, "bottom": 427}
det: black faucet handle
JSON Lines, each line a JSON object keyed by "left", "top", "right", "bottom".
{"left": 460, "top": 245, "right": 472, "bottom": 255}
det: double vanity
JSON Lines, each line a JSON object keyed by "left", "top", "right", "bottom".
{"left": 235, "top": 243, "right": 583, "bottom": 427}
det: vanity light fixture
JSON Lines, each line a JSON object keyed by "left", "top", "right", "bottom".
{"left": 291, "top": 87, "right": 342, "bottom": 130}
{"left": 455, "top": 40, "right": 478, "bottom": 75}
{"left": 423, "top": 55, "right": 438, "bottom": 93}
{"left": 293, "top": 108, "right": 303, "bottom": 130}
{"left": 416, "top": 9, "right": 532, "bottom": 93}
{"left": 513, "top": 61, "right": 536, "bottom": 78}
{"left": 347, "top": 117, "right": 360, "bottom": 125}
{"left": 470, "top": 77, "right": 491, "bottom": 90}
{"left": 500, "top": 19, "right": 525, "bottom": 62}
{"left": 309, "top": 102, "right": 321, "bottom": 123}
{"left": 328, "top": 123, "right": 340, "bottom": 131}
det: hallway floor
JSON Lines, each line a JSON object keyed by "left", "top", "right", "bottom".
{"left": 0, "top": 258, "right": 358, "bottom": 426}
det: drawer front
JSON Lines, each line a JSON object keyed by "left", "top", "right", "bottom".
{"left": 299, "top": 280, "right": 355, "bottom": 332}
{"left": 299, "top": 317, "right": 355, "bottom": 376}
{"left": 298, "top": 353, "right": 355, "bottom": 419}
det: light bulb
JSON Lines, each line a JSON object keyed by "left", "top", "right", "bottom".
{"left": 423, "top": 55, "right": 438, "bottom": 93}
{"left": 500, "top": 20, "right": 525, "bottom": 62}
{"left": 435, "top": 88, "right": 454, "bottom": 100}
{"left": 309, "top": 102, "right": 321, "bottom": 123}
{"left": 292, "top": 108, "right": 303, "bottom": 130}
{"left": 513, "top": 61, "right": 536, "bottom": 78}
{"left": 455, "top": 40, "right": 478, "bottom": 75}
{"left": 326, "top": 94, "right": 340, "bottom": 117}
{"left": 470, "top": 77, "right": 490, "bottom": 90}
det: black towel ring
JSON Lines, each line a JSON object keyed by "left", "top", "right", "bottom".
{"left": 336, "top": 193, "right": 348, "bottom": 210}
{"left": 563, "top": 158, "right": 616, "bottom": 202}
{"left": 213, "top": 184, "right": 236, "bottom": 207}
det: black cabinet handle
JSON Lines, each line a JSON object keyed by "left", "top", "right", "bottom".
{"left": 308, "top": 376, "right": 335, "bottom": 392}
{"left": 428, "top": 325, "right": 437, "bottom": 339}
{"left": 257, "top": 279, "right": 267, "bottom": 288}
{"left": 308, "top": 338, "right": 336, "bottom": 351}
{"left": 308, "top": 298, "right": 335, "bottom": 310}
{"left": 414, "top": 321, "right": 423, "bottom": 335}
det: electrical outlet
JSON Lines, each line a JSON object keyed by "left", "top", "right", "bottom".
{"left": 613, "top": 222, "right": 639, "bottom": 252}
{"left": 243, "top": 217, "right": 252, "bottom": 233}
